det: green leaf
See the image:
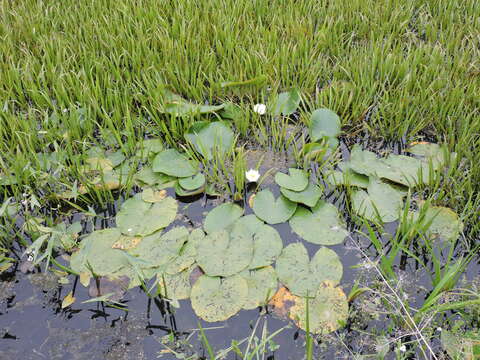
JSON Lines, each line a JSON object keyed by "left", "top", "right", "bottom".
{"left": 165, "top": 228, "right": 204, "bottom": 275}
{"left": 289, "top": 201, "right": 349, "bottom": 245}
{"left": 175, "top": 181, "right": 205, "bottom": 197}
{"left": 249, "top": 224, "right": 283, "bottom": 269}
{"left": 220, "top": 75, "right": 267, "bottom": 88}
{"left": 191, "top": 274, "right": 248, "bottom": 322}
{"left": 326, "top": 162, "right": 369, "bottom": 188}
{"left": 152, "top": 149, "right": 199, "bottom": 177}
{"left": 135, "top": 166, "right": 176, "bottom": 188}
{"left": 414, "top": 205, "right": 464, "bottom": 242}
{"left": 204, "top": 203, "right": 244, "bottom": 234}
{"left": 289, "top": 280, "right": 349, "bottom": 334}
{"left": 309, "top": 108, "right": 341, "bottom": 142}
{"left": 274, "top": 168, "right": 309, "bottom": 191}
{"left": 275, "top": 243, "right": 343, "bottom": 297}
{"left": 162, "top": 90, "right": 225, "bottom": 116}
{"left": 272, "top": 88, "right": 301, "bottom": 116}
{"left": 407, "top": 142, "right": 452, "bottom": 170}
{"left": 441, "top": 330, "right": 480, "bottom": 360}
{"left": 116, "top": 195, "right": 178, "bottom": 236}
{"left": 240, "top": 267, "right": 278, "bottom": 310}
{"left": 349, "top": 145, "right": 431, "bottom": 187}
{"left": 127, "top": 227, "right": 189, "bottom": 272}
{"left": 196, "top": 224, "right": 253, "bottom": 277}
{"left": 252, "top": 189, "right": 297, "bottom": 224}
{"left": 70, "top": 228, "right": 129, "bottom": 276}
{"left": 179, "top": 173, "right": 206, "bottom": 192}
{"left": 280, "top": 182, "right": 322, "bottom": 207}
{"left": 185, "top": 121, "right": 234, "bottom": 160}
{"left": 158, "top": 265, "right": 195, "bottom": 300}
{"left": 351, "top": 179, "right": 404, "bottom": 223}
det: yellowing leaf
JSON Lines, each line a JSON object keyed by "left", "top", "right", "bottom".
{"left": 112, "top": 235, "right": 142, "bottom": 250}
{"left": 61, "top": 291, "right": 76, "bottom": 308}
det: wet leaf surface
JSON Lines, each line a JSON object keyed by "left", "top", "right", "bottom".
{"left": 289, "top": 201, "right": 348, "bottom": 245}
{"left": 240, "top": 266, "right": 277, "bottom": 310}
{"left": 191, "top": 274, "right": 248, "bottom": 322}
{"left": 203, "top": 203, "right": 244, "bottom": 233}
{"left": 252, "top": 189, "right": 297, "bottom": 224}
{"left": 274, "top": 168, "right": 309, "bottom": 191}
{"left": 280, "top": 182, "right": 322, "bottom": 207}
{"left": 185, "top": 121, "right": 234, "bottom": 160}
{"left": 152, "top": 149, "right": 199, "bottom": 178}
{"left": 275, "top": 243, "right": 343, "bottom": 297}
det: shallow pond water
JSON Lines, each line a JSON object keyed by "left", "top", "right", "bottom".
{"left": 1, "top": 143, "right": 478, "bottom": 359}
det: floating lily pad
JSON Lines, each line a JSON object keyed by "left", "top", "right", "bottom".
{"left": 280, "top": 182, "right": 322, "bottom": 208}
{"left": 289, "top": 280, "right": 348, "bottom": 334}
{"left": 272, "top": 88, "right": 301, "bottom": 116}
{"left": 274, "top": 168, "right": 308, "bottom": 191}
{"left": 165, "top": 229, "right": 204, "bottom": 275}
{"left": 268, "top": 286, "right": 298, "bottom": 318}
{"left": 116, "top": 195, "right": 177, "bottom": 236}
{"left": 349, "top": 146, "right": 431, "bottom": 187}
{"left": 196, "top": 224, "right": 253, "bottom": 277}
{"left": 309, "top": 108, "right": 341, "bottom": 142}
{"left": 407, "top": 142, "right": 451, "bottom": 170}
{"left": 127, "top": 227, "right": 189, "bottom": 271}
{"left": 249, "top": 224, "right": 283, "bottom": 269}
{"left": 252, "top": 189, "right": 297, "bottom": 224}
{"left": 178, "top": 173, "right": 206, "bottom": 191}
{"left": 185, "top": 121, "right": 234, "bottom": 160}
{"left": 289, "top": 201, "right": 348, "bottom": 245}
{"left": 174, "top": 181, "right": 205, "bottom": 197}
{"left": 240, "top": 267, "right": 278, "bottom": 310}
{"left": 137, "top": 139, "right": 163, "bottom": 160}
{"left": 152, "top": 149, "right": 198, "bottom": 178}
{"left": 135, "top": 167, "right": 176, "bottom": 188}
{"left": 70, "top": 228, "right": 129, "bottom": 276}
{"left": 141, "top": 188, "right": 167, "bottom": 203}
{"left": 191, "top": 274, "right": 248, "bottom": 322}
{"left": 327, "top": 162, "right": 369, "bottom": 188}
{"left": 234, "top": 214, "right": 264, "bottom": 236}
{"left": 158, "top": 265, "right": 195, "bottom": 300}
{"left": 351, "top": 179, "right": 404, "bottom": 223}
{"left": 204, "top": 203, "right": 244, "bottom": 233}
{"left": 276, "top": 243, "right": 343, "bottom": 297}
{"left": 414, "top": 205, "right": 464, "bottom": 241}
{"left": 112, "top": 235, "right": 142, "bottom": 250}
{"left": 441, "top": 329, "right": 480, "bottom": 360}
{"left": 161, "top": 89, "right": 225, "bottom": 116}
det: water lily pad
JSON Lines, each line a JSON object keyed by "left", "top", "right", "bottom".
{"left": 127, "top": 226, "right": 189, "bottom": 271}
{"left": 414, "top": 205, "right": 463, "bottom": 241}
{"left": 249, "top": 224, "right": 283, "bottom": 269}
{"left": 174, "top": 181, "right": 205, "bottom": 197}
{"left": 141, "top": 188, "right": 167, "bottom": 203}
{"left": 165, "top": 229, "right": 204, "bottom": 275}
{"left": 441, "top": 329, "right": 480, "bottom": 360}
{"left": 289, "top": 201, "right": 348, "bottom": 245}
{"left": 327, "top": 162, "right": 369, "bottom": 188}
{"left": 349, "top": 146, "right": 431, "bottom": 187}
{"left": 204, "top": 203, "right": 244, "bottom": 233}
{"left": 112, "top": 235, "right": 142, "bottom": 250}
{"left": 274, "top": 168, "right": 308, "bottom": 191}
{"left": 116, "top": 195, "right": 177, "bottom": 236}
{"left": 234, "top": 214, "right": 264, "bottom": 236}
{"left": 240, "top": 267, "right": 278, "bottom": 310}
{"left": 289, "top": 280, "right": 348, "bottom": 334}
{"left": 280, "top": 182, "right": 322, "bottom": 207}
{"left": 152, "top": 149, "right": 199, "bottom": 178}
{"left": 158, "top": 265, "right": 195, "bottom": 300}
{"left": 407, "top": 142, "right": 451, "bottom": 170}
{"left": 309, "top": 108, "right": 341, "bottom": 142}
{"left": 252, "top": 189, "right": 297, "bottom": 224}
{"left": 191, "top": 274, "right": 248, "bottom": 322}
{"left": 185, "top": 121, "right": 234, "bottom": 160}
{"left": 135, "top": 167, "right": 176, "bottom": 188}
{"left": 272, "top": 88, "right": 301, "bottom": 116}
{"left": 276, "top": 243, "right": 343, "bottom": 297}
{"left": 70, "top": 228, "right": 129, "bottom": 276}
{"left": 196, "top": 224, "right": 253, "bottom": 277}
{"left": 351, "top": 179, "right": 404, "bottom": 223}
{"left": 268, "top": 286, "right": 298, "bottom": 318}
{"left": 137, "top": 139, "right": 163, "bottom": 160}
{"left": 178, "top": 173, "right": 206, "bottom": 191}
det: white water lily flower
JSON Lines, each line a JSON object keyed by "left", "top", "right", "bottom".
{"left": 245, "top": 169, "right": 260, "bottom": 183}
{"left": 399, "top": 345, "right": 406, "bottom": 352}
{"left": 253, "top": 103, "right": 266, "bottom": 115}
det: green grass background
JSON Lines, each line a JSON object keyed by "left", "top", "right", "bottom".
{"left": 0, "top": 0, "right": 479, "bottom": 234}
